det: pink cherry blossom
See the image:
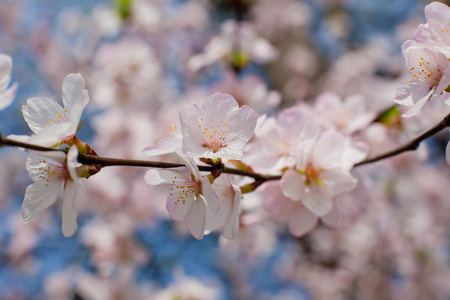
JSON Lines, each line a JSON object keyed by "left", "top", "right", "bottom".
{"left": 179, "top": 93, "right": 258, "bottom": 161}
{"left": 414, "top": 2, "right": 450, "bottom": 58}
{"left": 23, "top": 146, "right": 82, "bottom": 237}
{"left": 144, "top": 154, "right": 219, "bottom": 239}
{"left": 280, "top": 131, "right": 360, "bottom": 216}
{"left": 0, "top": 53, "right": 17, "bottom": 110}
{"left": 394, "top": 44, "right": 450, "bottom": 117}
{"left": 21, "top": 73, "right": 89, "bottom": 146}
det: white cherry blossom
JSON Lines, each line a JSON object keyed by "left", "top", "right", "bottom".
{"left": 0, "top": 53, "right": 17, "bottom": 110}
{"left": 179, "top": 93, "right": 257, "bottom": 161}
{"left": 23, "top": 146, "right": 82, "bottom": 237}
{"left": 144, "top": 154, "right": 219, "bottom": 239}
{"left": 22, "top": 73, "right": 89, "bottom": 146}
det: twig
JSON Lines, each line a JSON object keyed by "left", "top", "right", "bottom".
{"left": 2, "top": 111, "right": 450, "bottom": 181}
{"left": 355, "top": 112, "right": 450, "bottom": 166}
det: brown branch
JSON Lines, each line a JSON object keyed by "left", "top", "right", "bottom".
{"left": 355, "top": 112, "right": 450, "bottom": 166}
{"left": 2, "top": 111, "right": 450, "bottom": 181}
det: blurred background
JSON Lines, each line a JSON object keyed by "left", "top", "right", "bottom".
{"left": 0, "top": 0, "right": 449, "bottom": 299}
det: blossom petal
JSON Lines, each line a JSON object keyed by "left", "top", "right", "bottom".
{"left": 142, "top": 137, "right": 181, "bottom": 156}
{"left": 0, "top": 82, "right": 17, "bottom": 110}
{"left": 22, "top": 181, "right": 63, "bottom": 222}
{"left": 222, "top": 180, "right": 242, "bottom": 239}
{"left": 288, "top": 204, "right": 318, "bottom": 237}
{"left": 26, "top": 151, "right": 66, "bottom": 182}
{"left": 62, "top": 73, "right": 86, "bottom": 111}
{"left": 144, "top": 167, "right": 188, "bottom": 185}
{"left": 280, "top": 170, "right": 305, "bottom": 201}
{"left": 313, "top": 131, "right": 345, "bottom": 169}
{"left": 321, "top": 168, "right": 357, "bottom": 195}
{"left": 301, "top": 190, "right": 333, "bottom": 217}
{"left": 62, "top": 181, "right": 78, "bottom": 237}
{"left": 67, "top": 146, "right": 83, "bottom": 189}
{"left": 200, "top": 175, "right": 220, "bottom": 213}
{"left": 401, "top": 95, "right": 430, "bottom": 118}
{"left": 0, "top": 54, "right": 12, "bottom": 91}
{"left": 185, "top": 198, "right": 206, "bottom": 239}
{"left": 22, "top": 97, "right": 66, "bottom": 134}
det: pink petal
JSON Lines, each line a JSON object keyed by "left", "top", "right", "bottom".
{"left": 288, "top": 204, "right": 318, "bottom": 237}
{"left": 144, "top": 167, "right": 188, "bottom": 185}
{"left": 280, "top": 170, "right": 305, "bottom": 201}
{"left": 301, "top": 189, "right": 333, "bottom": 217}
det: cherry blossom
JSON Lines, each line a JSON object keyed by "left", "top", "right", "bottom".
{"left": 21, "top": 73, "right": 89, "bottom": 147}
{"left": 22, "top": 146, "right": 82, "bottom": 237}
{"left": 394, "top": 44, "right": 450, "bottom": 117}
{"left": 280, "top": 131, "right": 361, "bottom": 217}
{"left": 0, "top": 53, "right": 17, "bottom": 110}
{"left": 414, "top": 2, "right": 450, "bottom": 57}
{"left": 179, "top": 93, "right": 258, "bottom": 161}
{"left": 144, "top": 154, "right": 220, "bottom": 239}
{"left": 205, "top": 174, "right": 242, "bottom": 239}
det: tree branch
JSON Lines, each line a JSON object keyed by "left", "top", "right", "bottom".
{"left": 355, "top": 112, "right": 450, "bottom": 166}
{"left": 2, "top": 112, "right": 450, "bottom": 182}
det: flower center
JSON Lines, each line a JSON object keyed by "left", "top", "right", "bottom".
{"left": 169, "top": 177, "right": 201, "bottom": 205}
{"left": 45, "top": 109, "right": 68, "bottom": 128}
{"left": 199, "top": 117, "right": 228, "bottom": 153}
{"left": 37, "top": 160, "right": 67, "bottom": 186}
{"left": 299, "top": 164, "right": 322, "bottom": 187}
{"left": 409, "top": 57, "right": 442, "bottom": 84}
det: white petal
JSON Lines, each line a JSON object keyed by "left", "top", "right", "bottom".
{"left": 62, "top": 73, "right": 86, "bottom": 110}
{"left": 222, "top": 181, "right": 242, "bottom": 239}
{"left": 67, "top": 146, "right": 83, "bottom": 188}
{"left": 401, "top": 92, "right": 430, "bottom": 118}
{"left": 142, "top": 137, "right": 181, "bottom": 156}
{"left": 22, "top": 181, "right": 63, "bottom": 222}
{"left": 0, "top": 82, "right": 17, "bottom": 111}
{"left": 321, "top": 168, "right": 357, "bottom": 195}
{"left": 301, "top": 190, "right": 333, "bottom": 217}
{"left": 62, "top": 181, "right": 78, "bottom": 237}
{"left": 200, "top": 175, "right": 220, "bottom": 213}
{"left": 288, "top": 205, "right": 318, "bottom": 237}
{"left": 185, "top": 198, "right": 206, "bottom": 239}
{"left": 144, "top": 167, "right": 188, "bottom": 185}
{"left": 26, "top": 151, "right": 66, "bottom": 182}
{"left": 22, "top": 97, "right": 65, "bottom": 134}
{"left": 26, "top": 122, "right": 74, "bottom": 147}
{"left": 313, "top": 131, "right": 345, "bottom": 169}
{"left": 280, "top": 170, "right": 305, "bottom": 201}
{"left": 0, "top": 54, "right": 12, "bottom": 91}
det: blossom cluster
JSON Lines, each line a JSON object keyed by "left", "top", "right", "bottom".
{"left": 1, "top": 1, "right": 450, "bottom": 299}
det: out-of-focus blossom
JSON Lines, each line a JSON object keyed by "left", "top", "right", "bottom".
{"left": 22, "top": 146, "right": 81, "bottom": 237}
{"left": 0, "top": 53, "right": 17, "bottom": 110}
{"left": 213, "top": 72, "right": 281, "bottom": 114}
{"left": 313, "top": 92, "right": 376, "bottom": 134}
{"left": 179, "top": 93, "right": 257, "bottom": 160}
{"left": 280, "top": 131, "right": 362, "bottom": 216}
{"left": 187, "top": 20, "right": 278, "bottom": 71}
{"left": 21, "top": 73, "right": 89, "bottom": 147}
{"left": 145, "top": 154, "right": 219, "bottom": 239}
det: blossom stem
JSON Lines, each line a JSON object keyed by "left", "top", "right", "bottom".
{"left": 2, "top": 112, "right": 450, "bottom": 181}
{"left": 355, "top": 112, "right": 450, "bottom": 166}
